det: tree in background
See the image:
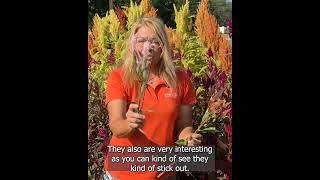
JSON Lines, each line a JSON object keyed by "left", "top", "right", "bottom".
{"left": 183, "top": 0, "right": 232, "bottom": 27}
{"left": 88, "top": 0, "right": 108, "bottom": 29}
{"left": 88, "top": 0, "right": 131, "bottom": 29}
{"left": 208, "top": 0, "right": 232, "bottom": 26}
{"left": 89, "top": 0, "right": 231, "bottom": 29}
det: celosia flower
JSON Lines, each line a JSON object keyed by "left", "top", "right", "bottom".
{"left": 100, "top": 142, "right": 108, "bottom": 154}
{"left": 88, "top": 53, "right": 92, "bottom": 69}
{"left": 207, "top": 48, "right": 214, "bottom": 58}
{"left": 194, "top": 76, "right": 201, "bottom": 84}
{"left": 208, "top": 60, "right": 217, "bottom": 80}
{"left": 98, "top": 128, "right": 107, "bottom": 139}
{"left": 108, "top": 52, "right": 115, "bottom": 64}
{"left": 225, "top": 124, "right": 232, "bottom": 139}
{"left": 205, "top": 78, "right": 212, "bottom": 90}
{"left": 220, "top": 72, "right": 227, "bottom": 89}
{"left": 88, "top": 52, "right": 101, "bottom": 68}
{"left": 225, "top": 106, "right": 232, "bottom": 119}
{"left": 174, "top": 51, "right": 181, "bottom": 60}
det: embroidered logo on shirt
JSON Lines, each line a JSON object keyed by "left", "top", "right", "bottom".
{"left": 164, "top": 92, "right": 178, "bottom": 98}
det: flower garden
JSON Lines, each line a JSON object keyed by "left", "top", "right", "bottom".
{"left": 88, "top": 0, "right": 232, "bottom": 179}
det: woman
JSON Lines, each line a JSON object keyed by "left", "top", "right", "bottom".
{"left": 104, "top": 17, "right": 202, "bottom": 180}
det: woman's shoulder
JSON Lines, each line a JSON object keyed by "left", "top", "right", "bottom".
{"left": 106, "top": 67, "right": 125, "bottom": 83}
{"left": 109, "top": 67, "right": 124, "bottom": 77}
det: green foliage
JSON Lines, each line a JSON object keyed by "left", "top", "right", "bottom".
{"left": 197, "top": 127, "right": 219, "bottom": 133}
{"left": 173, "top": 0, "right": 190, "bottom": 34}
{"left": 175, "top": 35, "right": 207, "bottom": 77}
{"left": 109, "top": 9, "right": 121, "bottom": 41}
{"left": 114, "top": 31, "right": 131, "bottom": 62}
{"left": 209, "top": 0, "right": 232, "bottom": 26}
{"left": 88, "top": 77, "right": 110, "bottom": 180}
{"left": 124, "top": 0, "right": 145, "bottom": 30}
{"left": 175, "top": 139, "right": 188, "bottom": 146}
{"left": 90, "top": 60, "right": 114, "bottom": 94}
{"left": 152, "top": 0, "right": 176, "bottom": 27}
{"left": 89, "top": 14, "right": 110, "bottom": 62}
{"left": 88, "top": 0, "right": 108, "bottom": 29}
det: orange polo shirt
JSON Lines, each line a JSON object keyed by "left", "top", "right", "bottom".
{"left": 104, "top": 68, "right": 197, "bottom": 180}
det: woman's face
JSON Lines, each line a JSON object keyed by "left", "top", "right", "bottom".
{"left": 133, "top": 26, "right": 162, "bottom": 65}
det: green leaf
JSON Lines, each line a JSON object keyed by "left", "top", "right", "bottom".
{"left": 198, "top": 95, "right": 204, "bottom": 99}
{"left": 198, "top": 127, "right": 219, "bottom": 133}
{"left": 175, "top": 139, "right": 187, "bottom": 146}
{"left": 201, "top": 109, "right": 210, "bottom": 121}
{"left": 196, "top": 86, "right": 205, "bottom": 96}
{"left": 198, "top": 66, "right": 207, "bottom": 74}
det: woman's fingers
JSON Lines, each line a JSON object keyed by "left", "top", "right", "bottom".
{"left": 126, "top": 111, "right": 145, "bottom": 119}
{"left": 187, "top": 133, "right": 203, "bottom": 146}
{"left": 192, "top": 133, "right": 203, "bottom": 141}
{"left": 192, "top": 138, "right": 202, "bottom": 145}
{"left": 128, "top": 118, "right": 144, "bottom": 129}
{"left": 128, "top": 103, "right": 139, "bottom": 112}
{"left": 126, "top": 103, "right": 145, "bottom": 130}
{"left": 128, "top": 118, "right": 144, "bottom": 125}
{"left": 126, "top": 104, "right": 145, "bottom": 119}
{"left": 126, "top": 104, "right": 145, "bottom": 130}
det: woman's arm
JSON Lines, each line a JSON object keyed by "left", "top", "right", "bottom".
{"left": 107, "top": 100, "right": 145, "bottom": 138}
{"left": 176, "top": 105, "right": 202, "bottom": 146}
{"left": 176, "top": 105, "right": 193, "bottom": 139}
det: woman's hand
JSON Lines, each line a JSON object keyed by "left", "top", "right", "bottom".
{"left": 186, "top": 133, "right": 203, "bottom": 146}
{"left": 126, "top": 103, "right": 145, "bottom": 130}
{"left": 176, "top": 105, "right": 202, "bottom": 146}
{"left": 108, "top": 100, "right": 145, "bottom": 138}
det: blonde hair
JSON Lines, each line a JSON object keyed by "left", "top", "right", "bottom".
{"left": 120, "top": 17, "right": 177, "bottom": 88}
